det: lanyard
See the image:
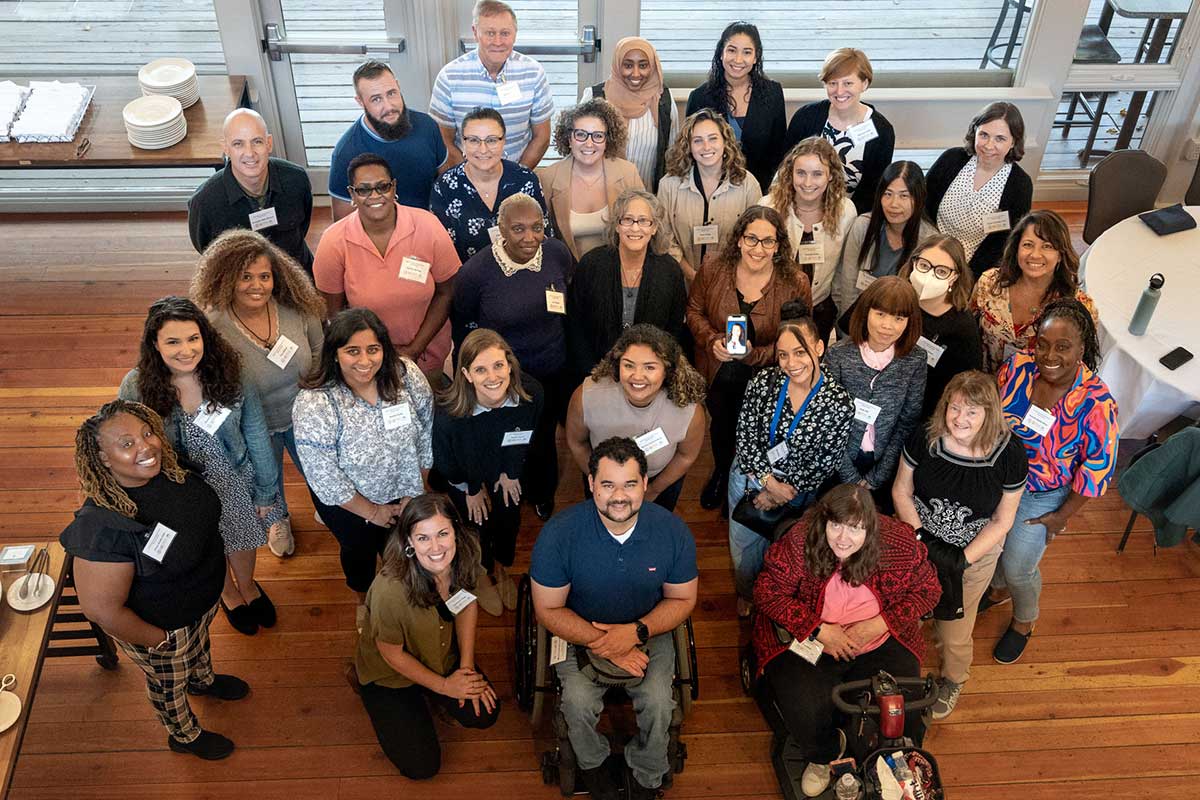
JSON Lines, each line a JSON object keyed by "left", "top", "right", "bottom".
{"left": 769, "top": 373, "right": 824, "bottom": 446}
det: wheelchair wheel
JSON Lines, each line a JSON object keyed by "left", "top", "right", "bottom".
{"left": 530, "top": 622, "right": 550, "bottom": 729}
{"left": 739, "top": 643, "right": 756, "bottom": 695}
{"left": 672, "top": 617, "right": 699, "bottom": 717}
{"left": 514, "top": 575, "right": 537, "bottom": 711}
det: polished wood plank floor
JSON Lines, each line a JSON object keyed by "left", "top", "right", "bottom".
{"left": 1, "top": 205, "right": 1197, "bottom": 798}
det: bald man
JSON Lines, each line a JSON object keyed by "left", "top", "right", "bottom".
{"left": 187, "top": 108, "right": 315, "bottom": 274}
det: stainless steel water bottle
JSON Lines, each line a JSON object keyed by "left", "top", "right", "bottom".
{"left": 1127, "top": 273, "right": 1165, "bottom": 336}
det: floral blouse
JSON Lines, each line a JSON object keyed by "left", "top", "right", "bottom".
{"left": 970, "top": 268, "right": 1099, "bottom": 373}
{"left": 292, "top": 359, "right": 434, "bottom": 506}
{"left": 734, "top": 366, "right": 854, "bottom": 492}
{"left": 429, "top": 159, "right": 553, "bottom": 262}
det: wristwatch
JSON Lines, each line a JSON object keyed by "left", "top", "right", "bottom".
{"left": 809, "top": 625, "right": 822, "bottom": 641}
{"left": 634, "top": 619, "right": 650, "bottom": 645}
{"left": 759, "top": 472, "right": 773, "bottom": 488}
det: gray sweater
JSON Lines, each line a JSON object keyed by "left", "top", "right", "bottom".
{"left": 822, "top": 338, "right": 927, "bottom": 488}
{"left": 208, "top": 303, "right": 324, "bottom": 432}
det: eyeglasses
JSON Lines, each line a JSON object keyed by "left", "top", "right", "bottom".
{"left": 349, "top": 180, "right": 396, "bottom": 198}
{"left": 462, "top": 135, "right": 504, "bottom": 148}
{"left": 911, "top": 257, "right": 956, "bottom": 281}
{"left": 571, "top": 129, "right": 607, "bottom": 144}
{"left": 741, "top": 233, "right": 778, "bottom": 250}
{"left": 617, "top": 215, "right": 655, "bottom": 229}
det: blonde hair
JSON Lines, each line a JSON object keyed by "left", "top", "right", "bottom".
{"left": 190, "top": 229, "right": 326, "bottom": 320}
{"left": 769, "top": 137, "right": 849, "bottom": 237}
{"left": 925, "top": 371, "right": 1008, "bottom": 452}
{"left": 664, "top": 109, "right": 748, "bottom": 185}
{"left": 75, "top": 400, "right": 187, "bottom": 518}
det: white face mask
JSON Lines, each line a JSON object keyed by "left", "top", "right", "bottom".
{"left": 909, "top": 268, "right": 953, "bottom": 302}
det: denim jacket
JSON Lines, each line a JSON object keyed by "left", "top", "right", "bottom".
{"left": 118, "top": 368, "right": 279, "bottom": 506}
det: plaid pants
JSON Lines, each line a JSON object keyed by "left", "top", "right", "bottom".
{"left": 115, "top": 603, "right": 219, "bottom": 743}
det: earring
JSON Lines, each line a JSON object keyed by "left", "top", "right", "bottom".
{"left": 404, "top": 544, "right": 415, "bottom": 558}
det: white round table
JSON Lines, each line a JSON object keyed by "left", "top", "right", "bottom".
{"left": 1087, "top": 205, "right": 1200, "bottom": 439}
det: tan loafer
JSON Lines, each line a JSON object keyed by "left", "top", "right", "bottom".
{"left": 475, "top": 574, "right": 503, "bottom": 617}
{"left": 495, "top": 564, "right": 518, "bottom": 611}
{"left": 267, "top": 518, "right": 295, "bottom": 557}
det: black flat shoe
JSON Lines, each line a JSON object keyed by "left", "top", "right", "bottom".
{"left": 247, "top": 582, "right": 276, "bottom": 628}
{"left": 534, "top": 501, "right": 555, "bottom": 521}
{"left": 188, "top": 674, "right": 250, "bottom": 700}
{"left": 977, "top": 590, "right": 1011, "bottom": 616}
{"left": 221, "top": 598, "right": 259, "bottom": 636}
{"left": 168, "top": 730, "right": 235, "bottom": 760}
{"left": 700, "top": 468, "right": 726, "bottom": 510}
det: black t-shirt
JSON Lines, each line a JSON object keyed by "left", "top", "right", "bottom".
{"left": 59, "top": 472, "right": 226, "bottom": 630}
{"left": 902, "top": 429, "right": 1028, "bottom": 547}
{"left": 920, "top": 307, "right": 984, "bottom": 420}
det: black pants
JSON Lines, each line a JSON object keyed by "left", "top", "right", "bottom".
{"left": 705, "top": 361, "right": 755, "bottom": 478}
{"left": 445, "top": 483, "right": 521, "bottom": 572}
{"left": 812, "top": 297, "right": 838, "bottom": 347}
{"left": 360, "top": 678, "right": 500, "bottom": 780}
{"left": 526, "top": 368, "right": 573, "bottom": 507}
{"left": 853, "top": 449, "right": 896, "bottom": 515}
{"left": 309, "top": 490, "right": 392, "bottom": 593}
{"left": 763, "top": 637, "right": 922, "bottom": 762}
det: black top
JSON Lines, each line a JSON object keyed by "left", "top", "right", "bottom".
{"left": 685, "top": 79, "right": 787, "bottom": 193}
{"left": 591, "top": 80, "right": 675, "bottom": 193}
{"left": 432, "top": 377, "right": 544, "bottom": 494}
{"left": 785, "top": 100, "right": 896, "bottom": 214}
{"left": 924, "top": 148, "right": 1033, "bottom": 279}
{"left": 187, "top": 156, "right": 315, "bottom": 271}
{"left": 920, "top": 306, "right": 984, "bottom": 420}
{"left": 566, "top": 245, "right": 688, "bottom": 382}
{"left": 902, "top": 429, "right": 1028, "bottom": 547}
{"left": 59, "top": 473, "right": 226, "bottom": 630}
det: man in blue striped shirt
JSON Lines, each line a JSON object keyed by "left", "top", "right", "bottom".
{"left": 429, "top": 0, "right": 554, "bottom": 171}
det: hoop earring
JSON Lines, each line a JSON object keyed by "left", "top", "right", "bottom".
{"left": 404, "top": 544, "right": 415, "bottom": 558}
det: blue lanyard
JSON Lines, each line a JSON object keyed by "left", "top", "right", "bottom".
{"left": 769, "top": 373, "right": 824, "bottom": 446}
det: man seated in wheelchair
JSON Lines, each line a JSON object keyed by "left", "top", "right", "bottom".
{"left": 751, "top": 484, "right": 940, "bottom": 798}
{"left": 530, "top": 436, "right": 699, "bottom": 800}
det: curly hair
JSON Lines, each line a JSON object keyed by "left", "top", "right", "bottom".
{"left": 439, "top": 328, "right": 532, "bottom": 417}
{"left": 803, "top": 484, "right": 882, "bottom": 586}
{"left": 589, "top": 323, "right": 707, "bottom": 407}
{"left": 75, "top": 400, "right": 187, "bottom": 518}
{"left": 552, "top": 97, "right": 628, "bottom": 159}
{"left": 190, "top": 229, "right": 326, "bottom": 320}
{"left": 992, "top": 210, "right": 1080, "bottom": 301}
{"left": 136, "top": 296, "right": 243, "bottom": 419}
{"left": 604, "top": 188, "right": 673, "bottom": 254}
{"left": 711, "top": 205, "right": 799, "bottom": 283}
{"left": 664, "top": 108, "right": 748, "bottom": 185}
{"left": 1035, "top": 297, "right": 1101, "bottom": 372}
{"left": 704, "top": 22, "right": 768, "bottom": 118}
{"left": 301, "top": 307, "right": 407, "bottom": 402}
{"left": 379, "top": 494, "right": 483, "bottom": 608}
{"left": 768, "top": 137, "right": 849, "bottom": 237}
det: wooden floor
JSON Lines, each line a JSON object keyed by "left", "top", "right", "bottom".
{"left": 1, "top": 205, "right": 1198, "bottom": 798}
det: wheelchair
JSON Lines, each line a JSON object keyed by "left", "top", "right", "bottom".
{"left": 513, "top": 575, "right": 699, "bottom": 797}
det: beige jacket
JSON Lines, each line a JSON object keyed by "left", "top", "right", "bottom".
{"left": 656, "top": 170, "right": 762, "bottom": 273}
{"left": 536, "top": 156, "right": 644, "bottom": 261}
{"left": 758, "top": 195, "right": 857, "bottom": 306}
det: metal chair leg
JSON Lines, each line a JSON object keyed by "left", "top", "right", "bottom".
{"left": 1001, "top": 3, "right": 1027, "bottom": 69}
{"left": 980, "top": 2, "right": 1011, "bottom": 69}
{"left": 1079, "top": 91, "right": 1111, "bottom": 164}
{"left": 1116, "top": 510, "right": 1137, "bottom": 553}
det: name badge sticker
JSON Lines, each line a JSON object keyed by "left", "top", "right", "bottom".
{"left": 546, "top": 289, "right": 566, "bottom": 314}
{"left": 248, "top": 206, "right": 278, "bottom": 231}
{"left": 495, "top": 80, "right": 523, "bottom": 106}
{"left": 915, "top": 336, "right": 945, "bottom": 368}
{"left": 445, "top": 588, "right": 477, "bottom": 615}
{"left": 634, "top": 427, "right": 670, "bottom": 456}
{"left": 855, "top": 271, "right": 877, "bottom": 292}
{"left": 853, "top": 398, "right": 882, "bottom": 425}
{"left": 549, "top": 635, "right": 568, "bottom": 665}
{"left": 767, "top": 441, "right": 790, "bottom": 464}
{"left": 789, "top": 635, "right": 824, "bottom": 665}
{"left": 193, "top": 404, "right": 231, "bottom": 436}
{"left": 142, "top": 522, "right": 178, "bottom": 563}
{"left": 266, "top": 334, "right": 299, "bottom": 369}
{"left": 847, "top": 118, "right": 878, "bottom": 146}
{"left": 1021, "top": 404, "right": 1056, "bottom": 437}
{"left": 399, "top": 256, "right": 431, "bottom": 284}
{"left": 983, "top": 210, "right": 1011, "bottom": 235}
{"left": 382, "top": 402, "right": 413, "bottom": 431}
{"left": 692, "top": 223, "right": 720, "bottom": 245}
{"left": 487, "top": 225, "right": 501, "bottom": 244}
{"left": 502, "top": 429, "right": 533, "bottom": 447}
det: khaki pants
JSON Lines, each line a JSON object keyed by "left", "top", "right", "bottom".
{"left": 934, "top": 544, "right": 1001, "bottom": 685}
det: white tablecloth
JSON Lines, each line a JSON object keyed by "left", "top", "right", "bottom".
{"left": 1087, "top": 206, "right": 1200, "bottom": 439}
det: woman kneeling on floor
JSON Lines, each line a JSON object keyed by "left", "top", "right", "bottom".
{"left": 349, "top": 493, "right": 500, "bottom": 779}
{"left": 752, "top": 483, "right": 940, "bottom": 797}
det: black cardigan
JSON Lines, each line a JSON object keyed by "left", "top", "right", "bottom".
{"left": 591, "top": 80, "right": 674, "bottom": 193}
{"left": 785, "top": 100, "right": 896, "bottom": 214}
{"left": 566, "top": 245, "right": 688, "bottom": 382}
{"left": 686, "top": 78, "right": 787, "bottom": 192}
{"left": 925, "top": 147, "right": 1033, "bottom": 280}
{"left": 431, "top": 377, "right": 544, "bottom": 494}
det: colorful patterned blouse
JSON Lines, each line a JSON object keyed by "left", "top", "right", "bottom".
{"left": 998, "top": 351, "right": 1118, "bottom": 497}
{"left": 970, "top": 268, "right": 1098, "bottom": 373}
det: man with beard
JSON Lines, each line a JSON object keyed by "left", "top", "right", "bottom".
{"left": 328, "top": 60, "right": 447, "bottom": 220}
{"left": 188, "top": 108, "right": 315, "bottom": 275}
{"left": 530, "top": 436, "right": 698, "bottom": 800}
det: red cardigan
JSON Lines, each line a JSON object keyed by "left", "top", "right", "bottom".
{"left": 752, "top": 513, "right": 941, "bottom": 675}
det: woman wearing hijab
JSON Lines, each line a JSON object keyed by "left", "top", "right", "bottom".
{"left": 581, "top": 36, "right": 680, "bottom": 193}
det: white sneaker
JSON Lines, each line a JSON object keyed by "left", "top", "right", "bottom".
{"left": 267, "top": 518, "right": 295, "bottom": 557}
{"left": 801, "top": 727, "right": 845, "bottom": 797}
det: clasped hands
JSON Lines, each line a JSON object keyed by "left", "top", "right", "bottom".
{"left": 443, "top": 666, "right": 497, "bottom": 716}
{"left": 753, "top": 475, "right": 797, "bottom": 510}
{"left": 587, "top": 621, "right": 648, "bottom": 677}
{"left": 815, "top": 616, "right": 889, "bottom": 661}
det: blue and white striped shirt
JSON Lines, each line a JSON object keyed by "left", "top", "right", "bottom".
{"left": 429, "top": 49, "right": 555, "bottom": 162}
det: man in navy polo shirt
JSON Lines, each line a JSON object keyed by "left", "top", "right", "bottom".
{"left": 328, "top": 60, "right": 447, "bottom": 221}
{"left": 531, "top": 437, "right": 698, "bottom": 800}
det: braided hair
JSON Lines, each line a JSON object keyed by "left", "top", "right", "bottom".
{"left": 74, "top": 400, "right": 187, "bottom": 518}
{"left": 1036, "top": 297, "right": 1100, "bottom": 371}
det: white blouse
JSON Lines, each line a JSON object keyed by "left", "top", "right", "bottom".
{"left": 936, "top": 156, "right": 1011, "bottom": 261}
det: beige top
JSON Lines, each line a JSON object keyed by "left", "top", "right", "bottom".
{"left": 537, "top": 156, "right": 644, "bottom": 260}
{"left": 657, "top": 170, "right": 762, "bottom": 272}
{"left": 758, "top": 194, "right": 857, "bottom": 307}
{"left": 570, "top": 207, "right": 609, "bottom": 260}
{"left": 581, "top": 376, "right": 698, "bottom": 478}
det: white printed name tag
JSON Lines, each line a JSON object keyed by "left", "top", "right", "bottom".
{"left": 1021, "top": 404, "right": 1055, "bottom": 437}
{"left": 248, "top": 206, "right": 278, "bottom": 231}
{"left": 767, "top": 441, "right": 789, "bottom": 464}
{"left": 692, "top": 224, "right": 720, "bottom": 245}
{"left": 445, "top": 588, "right": 477, "bottom": 615}
{"left": 546, "top": 289, "right": 566, "bottom": 314}
{"left": 550, "top": 635, "right": 568, "bottom": 665}
{"left": 855, "top": 271, "right": 877, "bottom": 292}
{"left": 267, "top": 334, "right": 299, "bottom": 369}
{"left": 847, "top": 119, "right": 878, "bottom": 146}
{"left": 794, "top": 241, "right": 824, "bottom": 264}
{"left": 496, "top": 80, "right": 523, "bottom": 106}
{"left": 193, "top": 404, "right": 231, "bottom": 436}
{"left": 983, "top": 210, "right": 1011, "bottom": 234}
{"left": 853, "top": 398, "right": 882, "bottom": 425}
{"left": 915, "top": 336, "right": 945, "bottom": 368}
{"left": 502, "top": 429, "right": 533, "bottom": 447}
{"left": 382, "top": 402, "right": 412, "bottom": 430}
{"left": 142, "top": 522, "right": 178, "bottom": 563}
{"left": 634, "top": 427, "right": 670, "bottom": 456}
{"left": 789, "top": 635, "right": 824, "bottom": 665}
{"left": 488, "top": 225, "right": 502, "bottom": 244}
{"left": 399, "top": 256, "right": 431, "bottom": 284}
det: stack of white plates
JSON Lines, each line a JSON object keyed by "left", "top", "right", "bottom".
{"left": 123, "top": 94, "right": 187, "bottom": 150}
{"left": 138, "top": 57, "right": 199, "bottom": 108}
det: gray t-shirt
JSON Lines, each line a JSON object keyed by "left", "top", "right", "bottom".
{"left": 621, "top": 286, "right": 638, "bottom": 329}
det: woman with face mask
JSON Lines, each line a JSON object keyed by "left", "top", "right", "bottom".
{"left": 899, "top": 235, "right": 984, "bottom": 420}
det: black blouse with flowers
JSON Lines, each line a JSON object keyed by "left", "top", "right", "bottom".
{"left": 429, "top": 159, "right": 553, "bottom": 262}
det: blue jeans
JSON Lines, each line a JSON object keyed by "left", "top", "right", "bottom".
{"left": 727, "top": 461, "right": 814, "bottom": 601}
{"left": 555, "top": 633, "right": 676, "bottom": 788}
{"left": 991, "top": 485, "right": 1071, "bottom": 624}
{"left": 269, "top": 427, "right": 303, "bottom": 518}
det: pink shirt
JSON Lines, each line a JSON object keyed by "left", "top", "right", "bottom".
{"left": 821, "top": 571, "right": 888, "bottom": 654}
{"left": 314, "top": 204, "right": 461, "bottom": 373}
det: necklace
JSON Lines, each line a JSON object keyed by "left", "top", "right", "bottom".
{"left": 621, "top": 267, "right": 643, "bottom": 288}
{"left": 232, "top": 301, "right": 274, "bottom": 347}
{"left": 573, "top": 168, "right": 604, "bottom": 188}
